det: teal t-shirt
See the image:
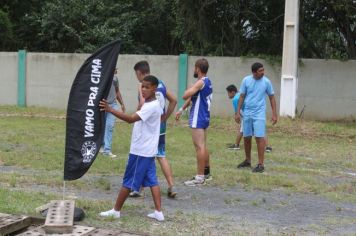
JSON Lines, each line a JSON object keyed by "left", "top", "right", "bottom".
{"left": 232, "top": 92, "right": 244, "bottom": 113}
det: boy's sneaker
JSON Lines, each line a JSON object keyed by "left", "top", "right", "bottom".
{"left": 204, "top": 174, "right": 213, "bottom": 181}
{"left": 252, "top": 164, "right": 265, "bottom": 173}
{"left": 102, "top": 152, "right": 117, "bottom": 158}
{"left": 147, "top": 210, "right": 164, "bottom": 222}
{"left": 167, "top": 187, "right": 177, "bottom": 198}
{"left": 129, "top": 191, "right": 143, "bottom": 198}
{"left": 237, "top": 160, "right": 251, "bottom": 168}
{"left": 184, "top": 176, "right": 205, "bottom": 187}
{"left": 265, "top": 146, "right": 272, "bottom": 153}
{"left": 99, "top": 147, "right": 104, "bottom": 154}
{"left": 227, "top": 144, "right": 240, "bottom": 150}
{"left": 99, "top": 208, "right": 120, "bottom": 218}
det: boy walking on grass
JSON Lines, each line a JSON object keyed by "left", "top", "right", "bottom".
{"left": 99, "top": 75, "right": 164, "bottom": 221}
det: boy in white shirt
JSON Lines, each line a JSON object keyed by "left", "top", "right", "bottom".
{"left": 98, "top": 75, "right": 164, "bottom": 221}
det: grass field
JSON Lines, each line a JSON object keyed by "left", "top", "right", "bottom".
{"left": 0, "top": 105, "right": 355, "bottom": 235}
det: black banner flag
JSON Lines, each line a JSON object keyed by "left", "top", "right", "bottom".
{"left": 64, "top": 40, "right": 121, "bottom": 180}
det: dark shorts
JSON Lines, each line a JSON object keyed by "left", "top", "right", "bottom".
{"left": 156, "top": 135, "right": 166, "bottom": 158}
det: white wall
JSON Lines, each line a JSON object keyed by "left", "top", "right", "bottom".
{"left": 0, "top": 52, "right": 18, "bottom": 105}
{"left": 0, "top": 52, "right": 355, "bottom": 120}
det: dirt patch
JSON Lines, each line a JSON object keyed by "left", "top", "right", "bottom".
{"left": 2, "top": 166, "right": 355, "bottom": 235}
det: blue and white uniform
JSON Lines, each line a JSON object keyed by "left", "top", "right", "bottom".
{"left": 155, "top": 80, "right": 168, "bottom": 157}
{"left": 189, "top": 77, "right": 213, "bottom": 129}
{"left": 123, "top": 99, "right": 162, "bottom": 192}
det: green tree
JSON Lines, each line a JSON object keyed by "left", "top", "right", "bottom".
{"left": 0, "top": 9, "right": 13, "bottom": 50}
{"left": 300, "top": 0, "right": 355, "bottom": 59}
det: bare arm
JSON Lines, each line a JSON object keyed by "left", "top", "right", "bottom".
{"left": 115, "top": 87, "right": 125, "bottom": 112}
{"left": 137, "top": 83, "right": 145, "bottom": 110}
{"left": 182, "top": 80, "right": 204, "bottom": 100}
{"left": 162, "top": 90, "right": 177, "bottom": 122}
{"left": 235, "top": 93, "right": 245, "bottom": 124}
{"left": 100, "top": 99, "right": 140, "bottom": 123}
{"left": 175, "top": 98, "right": 191, "bottom": 121}
{"left": 269, "top": 95, "right": 277, "bottom": 125}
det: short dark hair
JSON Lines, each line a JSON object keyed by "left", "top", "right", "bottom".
{"left": 226, "top": 84, "right": 237, "bottom": 93}
{"left": 134, "top": 60, "right": 150, "bottom": 74}
{"left": 251, "top": 62, "right": 263, "bottom": 73}
{"left": 143, "top": 75, "right": 158, "bottom": 87}
{"left": 195, "top": 58, "right": 209, "bottom": 73}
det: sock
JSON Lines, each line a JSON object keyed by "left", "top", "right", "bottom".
{"left": 196, "top": 175, "right": 205, "bottom": 181}
{"left": 204, "top": 166, "right": 210, "bottom": 175}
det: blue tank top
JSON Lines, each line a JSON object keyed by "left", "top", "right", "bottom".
{"left": 189, "top": 77, "right": 213, "bottom": 129}
{"left": 156, "top": 80, "right": 167, "bottom": 134}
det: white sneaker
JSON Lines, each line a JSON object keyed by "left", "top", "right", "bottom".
{"left": 99, "top": 208, "right": 120, "bottom": 218}
{"left": 184, "top": 176, "right": 206, "bottom": 187}
{"left": 147, "top": 210, "right": 164, "bottom": 221}
{"left": 103, "top": 152, "right": 117, "bottom": 158}
{"left": 99, "top": 147, "right": 104, "bottom": 153}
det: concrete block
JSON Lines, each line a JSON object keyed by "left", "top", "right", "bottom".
{"left": 0, "top": 213, "right": 31, "bottom": 236}
{"left": 18, "top": 225, "right": 95, "bottom": 236}
{"left": 43, "top": 200, "right": 75, "bottom": 234}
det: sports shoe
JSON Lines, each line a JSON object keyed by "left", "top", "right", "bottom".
{"left": 129, "top": 191, "right": 143, "bottom": 198}
{"left": 99, "top": 147, "right": 104, "bottom": 154}
{"left": 204, "top": 174, "right": 213, "bottom": 181}
{"left": 102, "top": 152, "right": 117, "bottom": 158}
{"left": 167, "top": 187, "right": 177, "bottom": 198}
{"left": 184, "top": 176, "right": 205, "bottom": 187}
{"left": 237, "top": 160, "right": 251, "bottom": 168}
{"left": 252, "top": 164, "right": 265, "bottom": 173}
{"left": 265, "top": 146, "right": 272, "bottom": 153}
{"left": 227, "top": 144, "right": 240, "bottom": 150}
{"left": 147, "top": 210, "right": 164, "bottom": 221}
{"left": 99, "top": 208, "right": 120, "bottom": 218}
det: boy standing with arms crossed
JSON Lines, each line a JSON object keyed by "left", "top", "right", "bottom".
{"left": 99, "top": 75, "right": 165, "bottom": 221}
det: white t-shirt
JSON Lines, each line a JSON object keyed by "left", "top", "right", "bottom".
{"left": 129, "top": 100, "right": 162, "bottom": 157}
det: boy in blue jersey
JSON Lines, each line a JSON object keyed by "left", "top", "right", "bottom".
{"left": 98, "top": 75, "right": 164, "bottom": 221}
{"left": 235, "top": 62, "right": 277, "bottom": 173}
{"left": 226, "top": 84, "right": 243, "bottom": 150}
{"left": 131, "top": 61, "right": 178, "bottom": 198}
{"left": 176, "top": 58, "right": 213, "bottom": 186}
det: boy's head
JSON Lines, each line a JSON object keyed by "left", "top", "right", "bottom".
{"left": 134, "top": 60, "right": 150, "bottom": 82}
{"left": 142, "top": 75, "right": 158, "bottom": 100}
{"left": 226, "top": 84, "right": 237, "bottom": 99}
{"left": 251, "top": 62, "right": 264, "bottom": 79}
{"left": 194, "top": 58, "right": 209, "bottom": 78}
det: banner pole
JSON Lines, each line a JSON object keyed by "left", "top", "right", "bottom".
{"left": 63, "top": 181, "right": 66, "bottom": 200}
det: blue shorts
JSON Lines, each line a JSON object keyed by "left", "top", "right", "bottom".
{"left": 243, "top": 117, "right": 265, "bottom": 138}
{"left": 122, "top": 154, "right": 158, "bottom": 192}
{"left": 189, "top": 121, "right": 209, "bottom": 129}
{"left": 156, "top": 135, "right": 166, "bottom": 158}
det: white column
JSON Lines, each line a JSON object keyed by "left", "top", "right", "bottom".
{"left": 280, "top": 0, "right": 300, "bottom": 118}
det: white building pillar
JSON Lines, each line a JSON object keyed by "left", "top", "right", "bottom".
{"left": 280, "top": 0, "right": 300, "bottom": 118}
